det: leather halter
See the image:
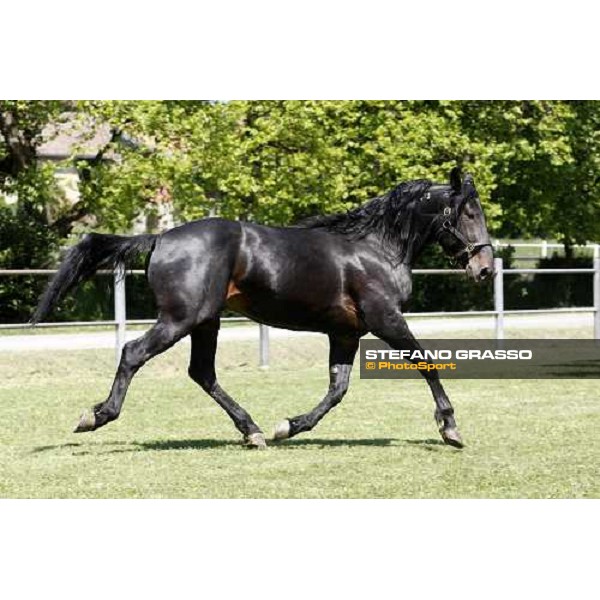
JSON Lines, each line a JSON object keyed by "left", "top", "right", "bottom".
{"left": 421, "top": 189, "right": 492, "bottom": 263}
{"left": 441, "top": 215, "right": 492, "bottom": 262}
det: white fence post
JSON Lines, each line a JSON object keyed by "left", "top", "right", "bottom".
{"left": 114, "top": 264, "right": 126, "bottom": 367}
{"left": 494, "top": 257, "right": 504, "bottom": 340}
{"left": 259, "top": 324, "right": 270, "bottom": 368}
{"left": 541, "top": 240, "right": 548, "bottom": 259}
{"left": 594, "top": 256, "right": 600, "bottom": 340}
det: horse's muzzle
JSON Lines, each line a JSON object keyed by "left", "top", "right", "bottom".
{"left": 466, "top": 247, "right": 494, "bottom": 282}
{"left": 477, "top": 265, "right": 492, "bottom": 281}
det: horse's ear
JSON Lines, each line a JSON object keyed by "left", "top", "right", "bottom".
{"left": 449, "top": 167, "right": 462, "bottom": 192}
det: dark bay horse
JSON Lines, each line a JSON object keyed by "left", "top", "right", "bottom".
{"left": 32, "top": 167, "right": 493, "bottom": 449}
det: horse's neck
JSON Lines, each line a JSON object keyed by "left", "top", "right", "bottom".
{"left": 400, "top": 216, "right": 437, "bottom": 267}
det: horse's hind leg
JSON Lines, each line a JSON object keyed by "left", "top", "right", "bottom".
{"left": 273, "top": 334, "right": 359, "bottom": 440}
{"left": 74, "top": 318, "right": 191, "bottom": 432}
{"left": 188, "top": 319, "right": 266, "bottom": 449}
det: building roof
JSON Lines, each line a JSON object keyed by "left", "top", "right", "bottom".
{"left": 36, "top": 118, "right": 113, "bottom": 161}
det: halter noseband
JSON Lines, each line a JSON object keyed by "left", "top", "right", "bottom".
{"left": 441, "top": 216, "right": 492, "bottom": 262}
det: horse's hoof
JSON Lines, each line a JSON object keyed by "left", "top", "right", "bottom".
{"left": 244, "top": 432, "right": 267, "bottom": 450}
{"left": 273, "top": 419, "right": 291, "bottom": 441}
{"left": 73, "top": 409, "right": 96, "bottom": 433}
{"left": 440, "top": 427, "right": 464, "bottom": 449}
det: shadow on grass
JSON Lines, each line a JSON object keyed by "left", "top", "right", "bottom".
{"left": 117, "top": 438, "right": 399, "bottom": 453}
{"left": 272, "top": 438, "right": 397, "bottom": 449}
{"left": 32, "top": 437, "right": 446, "bottom": 455}
{"left": 31, "top": 438, "right": 240, "bottom": 455}
{"left": 132, "top": 439, "right": 240, "bottom": 452}
{"left": 403, "top": 438, "right": 451, "bottom": 452}
{"left": 404, "top": 438, "right": 445, "bottom": 446}
{"left": 31, "top": 440, "right": 128, "bottom": 453}
{"left": 32, "top": 442, "right": 84, "bottom": 453}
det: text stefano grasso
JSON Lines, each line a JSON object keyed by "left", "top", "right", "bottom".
{"left": 364, "top": 349, "right": 533, "bottom": 361}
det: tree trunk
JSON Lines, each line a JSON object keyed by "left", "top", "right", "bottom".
{"left": 0, "top": 110, "right": 37, "bottom": 177}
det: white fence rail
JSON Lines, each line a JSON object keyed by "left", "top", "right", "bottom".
{"left": 1, "top": 259, "right": 600, "bottom": 366}
{"left": 493, "top": 240, "right": 600, "bottom": 260}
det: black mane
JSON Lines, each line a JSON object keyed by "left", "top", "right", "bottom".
{"left": 298, "top": 179, "right": 433, "bottom": 261}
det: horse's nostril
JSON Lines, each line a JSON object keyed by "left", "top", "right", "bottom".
{"left": 479, "top": 267, "right": 491, "bottom": 280}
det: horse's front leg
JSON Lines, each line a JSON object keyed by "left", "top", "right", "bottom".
{"left": 367, "top": 310, "right": 463, "bottom": 448}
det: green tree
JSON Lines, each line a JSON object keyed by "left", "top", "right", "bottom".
{"left": 459, "top": 100, "right": 600, "bottom": 247}
{"left": 4, "top": 100, "right": 600, "bottom": 244}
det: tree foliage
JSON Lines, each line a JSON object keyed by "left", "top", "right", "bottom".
{"left": 2, "top": 100, "right": 600, "bottom": 244}
{"left": 68, "top": 101, "right": 600, "bottom": 244}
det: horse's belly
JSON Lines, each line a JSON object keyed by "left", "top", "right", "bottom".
{"left": 224, "top": 282, "right": 360, "bottom": 333}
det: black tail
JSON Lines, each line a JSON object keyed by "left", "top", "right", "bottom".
{"left": 30, "top": 233, "right": 157, "bottom": 325}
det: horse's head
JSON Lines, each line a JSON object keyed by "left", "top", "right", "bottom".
{"left": 427, "top": 167, "right": 494, "bottom": 282}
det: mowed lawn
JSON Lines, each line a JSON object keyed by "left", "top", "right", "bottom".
{"left": 0, "top": 332, "right": 598, "bottom": 498}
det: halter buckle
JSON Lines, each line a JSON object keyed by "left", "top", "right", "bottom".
{"left": 443, "top": 207, "right": 451, "bottom": 216}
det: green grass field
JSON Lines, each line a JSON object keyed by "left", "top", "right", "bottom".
{"left": 0, "top": 331, "right": 598, "bottom": 498}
